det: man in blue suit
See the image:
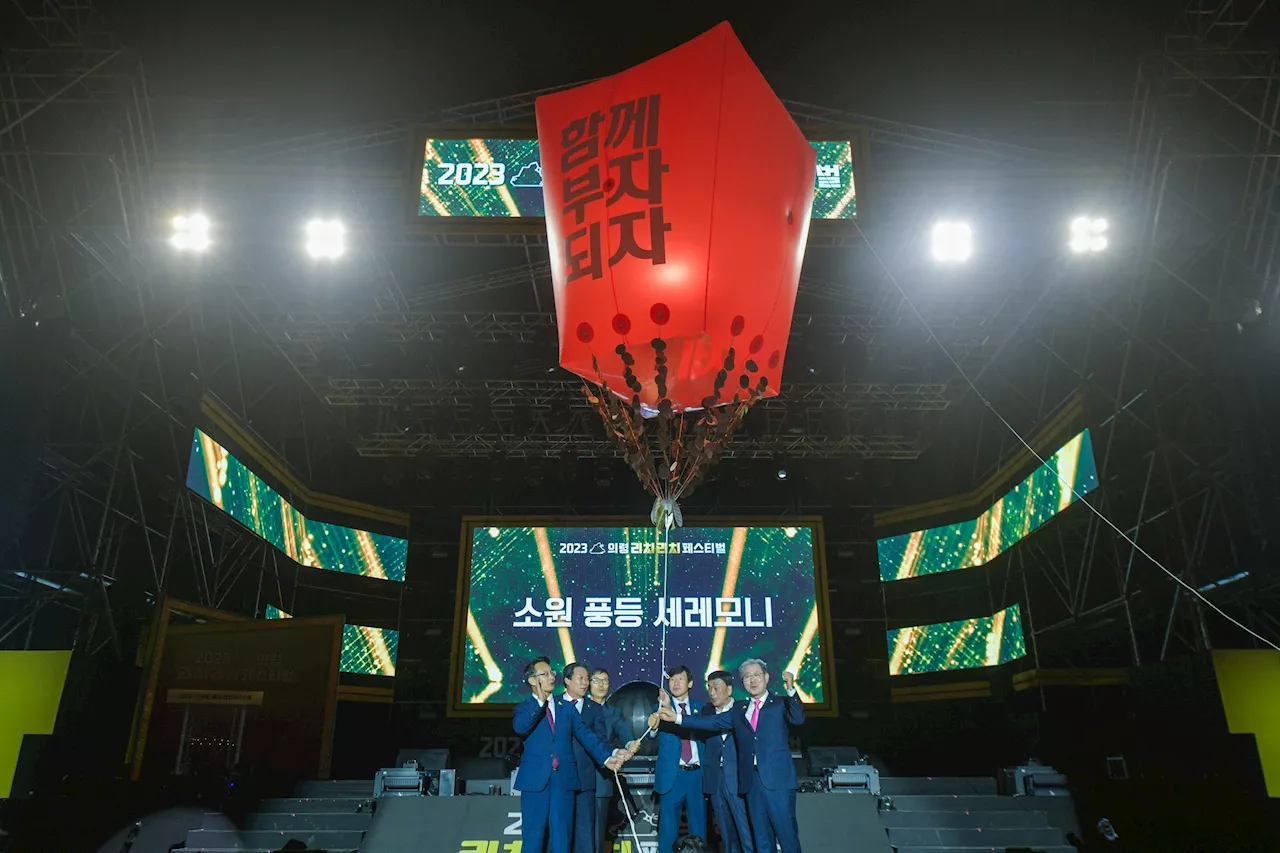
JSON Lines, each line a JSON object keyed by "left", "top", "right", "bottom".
{"left": 561, "top": 662, "right": 613, "bottom": 853}
{"left": 514, "top": 657, "right": 628, "bottom": 853}
{"left": 649, "top": 664, "right": 708, "bottom": 853}
{"left": 657, "top": 659, "right": 805, "bottom": 853}
{"left": 588, "top": 667, "right": 637, "bottom": 853}
{"left": 700, "top": 670, "right": 754, "bottom": 853}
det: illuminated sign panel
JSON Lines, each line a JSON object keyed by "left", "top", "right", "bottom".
{"left": 266, "top": 606, "right": 399, "bottom": 677}
{"left": 887, "top": 604, "right": 1027, "bottom": 676}
{"left": 185, "top": 428, "right": 408, "bottom": 582}
{"left": 417, "top": 137, "right": 856, "bottom": 220}
{"left": 877, "top": 430, "right": 1099, "bottom": 582}
{"left": 453, "top": 522, "right": 832, "bottom": 709}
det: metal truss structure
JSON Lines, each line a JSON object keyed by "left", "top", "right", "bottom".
{"left": 216, "top": 83, "right": 1082, "bottom": 169}
{"left": 912, "top": 0, "right": 1280, "bottom": 668}
{"left": 0, "top": 2, "right": 360, "bottom": 648}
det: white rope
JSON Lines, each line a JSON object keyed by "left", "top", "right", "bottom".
{"left": 613, "top": 762, "right": 648, "bottom": 853}
{"left": 658, "top": 525, "right": 671, "bottom": 683}
{"left": 608, "top": 522, "right": 673, "bottom": 853}
{"left": 851, "top": 220, "right": 1280, "bottom": 653}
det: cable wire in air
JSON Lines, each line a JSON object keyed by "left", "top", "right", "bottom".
{"left": 852, "top": 220, "right": 1278, "bottom": 653}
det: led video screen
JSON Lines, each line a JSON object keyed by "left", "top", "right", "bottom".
{"left": 186, "top": 428, "right": 407, "bottom": 582}
{"left": 887, "top": 603, "right": 1026, "bottom": 676}
{"left": 417, "top": 138, "right": 856, "bottom": 220}
{"left": 266, "top": 606, "right": 399, "bottom": 677}
{"left": 453, "top": 522, "right": 832, "bottom": 710}
{"left": 877, "top": 430, "right": 1098, "bottom": 582}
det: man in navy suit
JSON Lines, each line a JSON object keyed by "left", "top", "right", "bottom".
{"left": 649, "top": 664, "right": 708, "bottom": 853}
{"left": 657, "top": 659, "right": 805, "bottom": 853}
{"left": 700, "top": 670, "right": 754, "bottom": 853}
{"left": 588, "top": 667, "right": 636, "bottom": 853}
{"left": 561, "top": 662, "right": 612, "bottom": 853}
{"left": 514, "top": 657, "right": 628, "bottom": 853}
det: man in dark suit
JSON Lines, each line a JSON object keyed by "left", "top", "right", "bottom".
{"left": 700, "top": 670, "right": 754, "bottom": 853}
{"left": 562, "top": 662, "right": 608, "bottom": 853}
{"left": 657, "top": 659, "right": 805, "bottom": 853}
{"left": 649, "top": 664, "right": 708, "bottom": 853}
{"left": 514, "top": 657, "right": 628, "bottom": 853}
{"left": 588, "top": 667, "right": 636, "bottom": 853}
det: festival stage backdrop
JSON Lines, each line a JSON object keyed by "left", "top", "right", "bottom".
{"left": 886, "top": 604, "right": 1027, "bottom": 676}
{"left": 186, "top": 428, "right": 407, "bottom": 582}
{"left": 417, "top": 138, "right": 856, "bottom": 220}
{"left": 266, "top": 606, "right": 399, "bottom": 677}
{"left": 877, "top": 430, "right": 1098, "bottom": 582}
{"left": 451, "top": 521, "right": 833, "bottom": 712}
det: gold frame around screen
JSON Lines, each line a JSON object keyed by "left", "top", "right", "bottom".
{"left": 405, "top": 124, "right": 870, "bottom": 236}
{"left": 447, "top": 515, "right": 838, "bottom": 718}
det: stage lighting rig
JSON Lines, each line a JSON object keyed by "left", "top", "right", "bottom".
{"left": 930, "top": 220, "right": 972, "bottom": 263}
{"left": 304, "top": 218, "right": 346, "bottom": 260}
{"left": 1069, "top": 216, "right": 1109, "bottom": 254}
{"left": 169, "top": 213, "right": 211, "bottom": 252}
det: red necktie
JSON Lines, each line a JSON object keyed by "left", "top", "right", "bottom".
{"left": 546, "top": 702, "right": 558, "bottom": 770}
{"left": 679, "top": 703, "right": 693, "bottom": 763}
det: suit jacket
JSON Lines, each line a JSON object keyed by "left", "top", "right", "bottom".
{"left": 512, "top": 694, "right": 614, "bottom": 793}
{"left": 565, "top": 695, "right": 605, "bottom": 792}
{"left": 654, "top": 696, "right": 706, "bottom": 795}
{"left": 593, "top": 701, "right": 636, "bottom": 797}
{"left": 698, "top": 702, "right": 741, "bottom": 796}
{"left": 677, "top": 692, "right": 804, "bottom": 791}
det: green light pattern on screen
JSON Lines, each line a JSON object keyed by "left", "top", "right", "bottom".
{"left": 460, "top": 524, "right": 825, "bottom": 705}
{"left": 887, "top": 604, "right": 1026, "bottom": 676}
{"left": 809, "top": 141, "right": 856, "bottom": 219}
{"left": 417, "top": 138, "right": 855, "bottom": 220}
{"left": 266, "top": 606, "right": 399, "bottom": 677}
{"left": 877, "top": 430, "right": 1098, "bottom": 582}
{"left": 186, "top": 428, "right": 407, "bottom": 582}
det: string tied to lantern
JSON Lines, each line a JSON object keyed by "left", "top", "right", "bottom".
{"left": 583, "top": 334, "right": 767, "bottom": 507}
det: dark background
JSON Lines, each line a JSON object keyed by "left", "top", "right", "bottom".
{"left": 3, "top": 0, "right": 1280, "bottom": 850}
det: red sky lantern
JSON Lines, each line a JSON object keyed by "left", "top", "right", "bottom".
{"left": 537, "top": 22, "right": 816, "bottom": 415}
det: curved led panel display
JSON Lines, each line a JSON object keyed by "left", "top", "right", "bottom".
{"left": 877, "top": 430, "right": 1098, "bottom": 582}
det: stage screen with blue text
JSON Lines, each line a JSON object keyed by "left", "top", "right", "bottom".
{"left": 453, "top": 521, "right": 832, "bottom": 711}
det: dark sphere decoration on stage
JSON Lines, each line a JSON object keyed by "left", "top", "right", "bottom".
{"left": 606, "top": 680, "right": 662, "bottom": 757}
{"left": 536, "top": 22, "right": 816, "bottom": 510}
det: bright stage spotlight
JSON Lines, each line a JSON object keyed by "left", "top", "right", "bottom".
{"left": 169, "top": 213, "right": 211, "bottom": 252}
{"left": 930, "top": 220, "right": 972, "bottom": 263}
{"left": 305, "top": 218, "right": 346, "bottom": 260}
{"left": 1069, "top": 216, "right": 1109, "bottom": 254}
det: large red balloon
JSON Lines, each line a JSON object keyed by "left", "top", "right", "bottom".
{"left": 537, "top": 22, "right": 815, "bottom": 412}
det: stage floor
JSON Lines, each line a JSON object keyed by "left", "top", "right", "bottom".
{"left": 360, "top": 792, "right": 891, "bottom": 853}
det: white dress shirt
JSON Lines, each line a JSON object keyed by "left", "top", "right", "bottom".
{"left": 562, "top": 693, "right": 584, "bottom": 714}
{"left": 648, "top": 695, "right": 702, "bottom": 767}
{"left": 533, "top": 693, "right": 556, "bottom": 725}
{"left": 715, "top": 701, "right": 734, "bottom": 742}
{"left": 677, "top": 699, "right": 700, "bottom": 767}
